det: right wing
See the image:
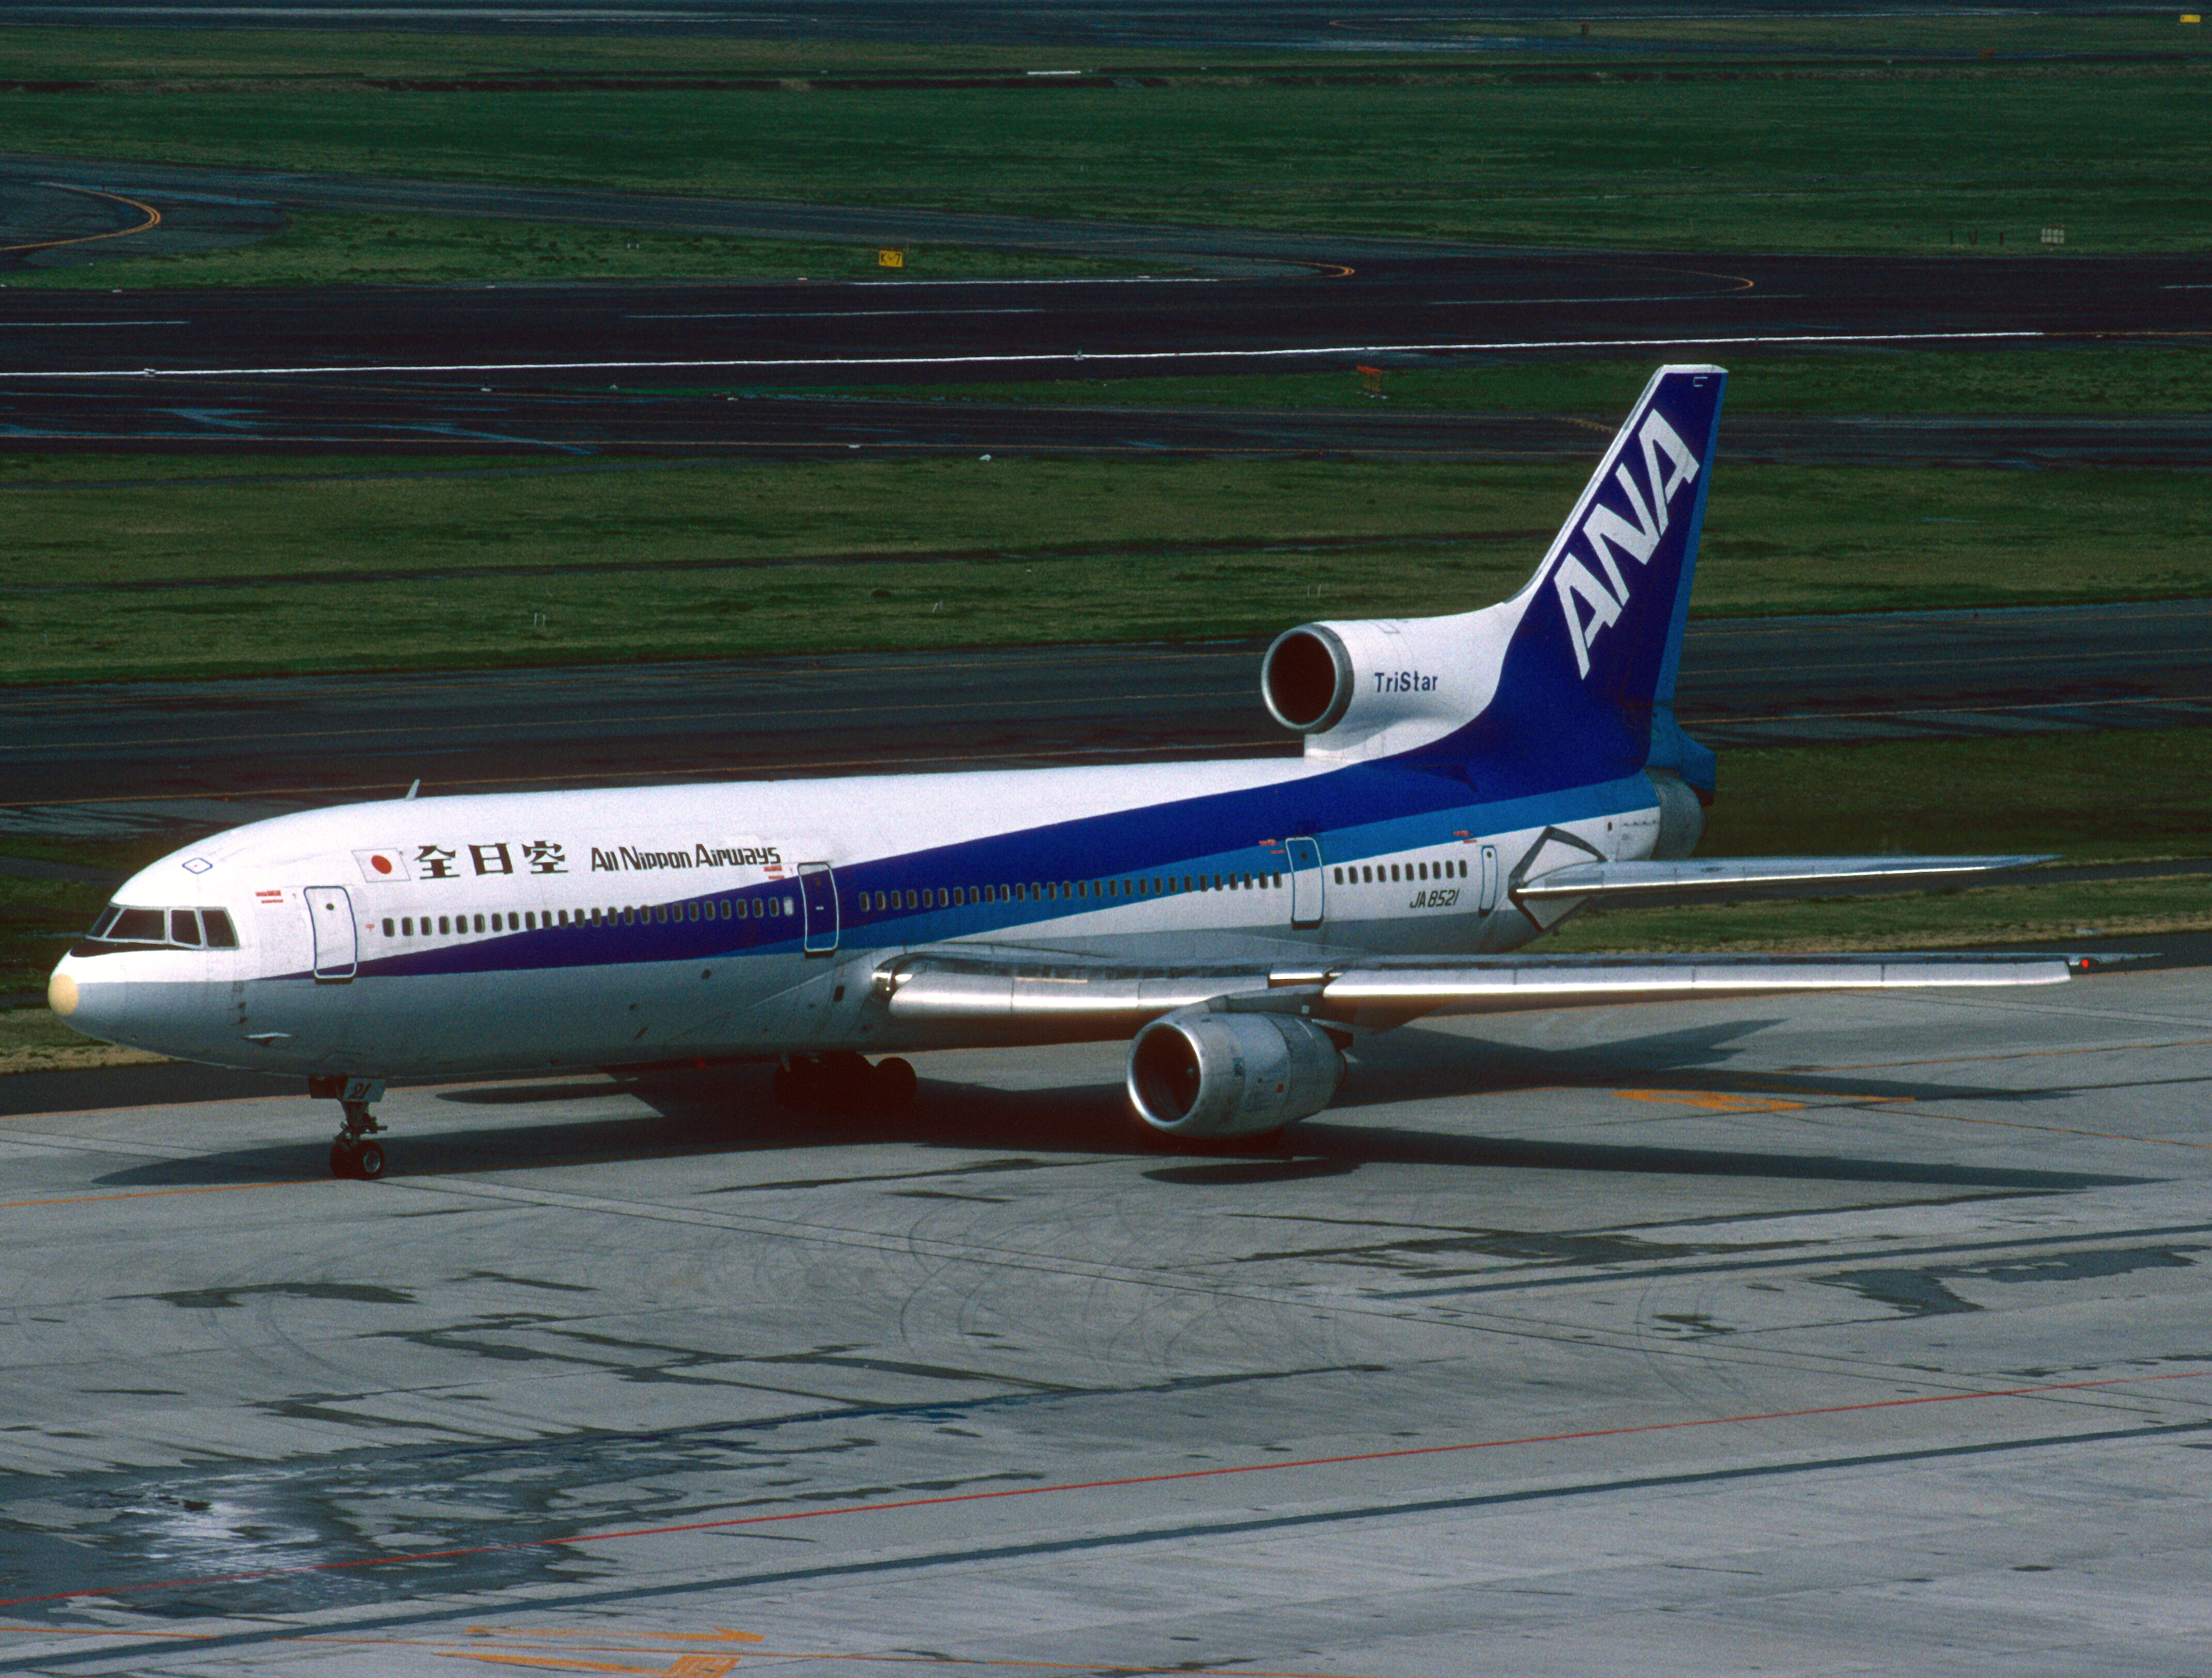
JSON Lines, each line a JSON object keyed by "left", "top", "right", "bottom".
{"left": 877, "top": 944, "right": 2078, "bottom": 1042}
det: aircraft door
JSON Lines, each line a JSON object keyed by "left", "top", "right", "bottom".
{"left": 306, "top": 885, "right": 358, "bottom": 982}
{"left": 1286, "top": 837, "right": 1325, "bottom": 928}
{"left": 1477, "top": 845, "right": 1501, "bottom": 913}
{"left": 798, "top": 863, "right": 840, "bottom": 955}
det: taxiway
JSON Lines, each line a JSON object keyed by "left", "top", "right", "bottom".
{"left": 2, "top": 965, "right": 2208, "bottom": 1673}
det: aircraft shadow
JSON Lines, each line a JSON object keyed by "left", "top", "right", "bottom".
{"left": 1337, "top": 1017, "right": 2086, "bottom": 1111}
{"left": 89, "top": 1030, "right": 2143, "bottom": 1195}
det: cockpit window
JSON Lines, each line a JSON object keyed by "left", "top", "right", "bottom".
{"left": 108, "top": 908, "right": 167, "bottom": 943}
{"left": 73, "top": 904, "right": 242, "bottom": 957}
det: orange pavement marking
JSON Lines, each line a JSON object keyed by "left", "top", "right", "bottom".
{"left": 0, "top": 184, "right": 161, "bottom": 255}
{"left": 0, "top": 1178, "right": 328, "bottom": 1210}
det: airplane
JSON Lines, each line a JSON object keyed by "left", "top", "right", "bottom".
{"left": 47, "top": 365, "right": 2074, "bottom": 1181}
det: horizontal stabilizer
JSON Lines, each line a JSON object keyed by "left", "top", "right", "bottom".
{"left": 1515, "top": 854, "right": 2056, "bottom": 904}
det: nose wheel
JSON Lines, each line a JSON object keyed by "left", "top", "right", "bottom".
{"left": 330, "top": 1133, "right": 386, "bottom": 1180}
{"left": 311, "top": 1076, "right": 389, "bottom": 1179}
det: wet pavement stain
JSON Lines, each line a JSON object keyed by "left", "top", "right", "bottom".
{"left": 887, "top": 1189, "right": 1014, "bottom": 1202}
{"left": 1819, "top": 1245, "right": 2203, "bottom": 1319}
{"left": 1238, "top": 1225, "right": 1768, "bottom": 1278}
{"left": 461, "top": 1269, "right": 597, "bottom": 1294}
{"left": 145, "top": 1282, "right": 417, "bottom": 1310}
{"left": 1652, "top": 1312, "right": 1733, "bottom": 1337}
{"left": 710, "top": 1157, "right": 1070, "bottom": 1194}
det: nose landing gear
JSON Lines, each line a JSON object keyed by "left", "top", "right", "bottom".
{"left": 310, "top": 1075, "right": 389, "bottom": 1179}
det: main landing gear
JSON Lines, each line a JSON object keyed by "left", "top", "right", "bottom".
{"left": 773, "top": 1052, "right": 917, "bottom": 1115}
{"left": 310, "top": 1075, "right": 389, "bottom": 1180}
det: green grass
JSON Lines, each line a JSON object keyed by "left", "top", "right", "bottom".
{"left": 1546, "top": 873, "right": 2212, "bottom": 956}
{"left": 834, "top": 347, "right": 2212, "bottom": 417}
{"left": 4, "top": 211, "right": 1158, "bottom": 289}
{"left": 0, "top": 26, "right": 2206, "bottom": 256}
{"left": 2, "top": 456, "right": 2206, "bottom": 686}
{"left": 1699, "top": 729, "right": 2212, "bottom": 864}
{"left": 1543, "top": 726, "right": 2212, "bottom": 953}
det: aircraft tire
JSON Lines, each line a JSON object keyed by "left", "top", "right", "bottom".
{"left": 328, "top": 1139, "right": 358, "bottom": 1178}
{"left": 871, "top": 1056, "right": 917, "bottom": 1113}
{"left": 772, "top": 1060, "right": 818, "bottom": 1110}
{"left": 822, "top": 1051, "right": 875, "bottom": 1112}
{"left": 353, "top": 1140, "right": 387, "bottom": 1180}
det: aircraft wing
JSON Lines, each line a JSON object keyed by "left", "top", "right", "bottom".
{"left": 877, "top": 944, "right": 2078, "bottom": 1038}
{"left": 1515, "top": 854, "right": 2055, "bottom": 904}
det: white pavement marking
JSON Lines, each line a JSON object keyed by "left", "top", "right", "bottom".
{"left": 0, "top": 328, "right": 2048, "bottom": 380}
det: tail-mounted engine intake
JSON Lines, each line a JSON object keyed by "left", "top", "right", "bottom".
{"left": 1126, "top": 1009, "right": 1347, "bottom": 1138}
{"left": 1260, "top": 611, "right": 1502, "bottom": 758}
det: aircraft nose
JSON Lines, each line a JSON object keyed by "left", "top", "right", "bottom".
{"left": 48, "top": 952, "right": 133, "bottom": 1048}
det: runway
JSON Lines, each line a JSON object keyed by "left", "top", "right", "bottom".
{"left": 3, "top": 964, "right": 2209, "bottom": 1673}
{"left": 7, "top": 384, "right": 2211, "bottom": 465}
{"left": 2, "top": 599, "right": 2206, "bottom": 836}
{"left": 3, "top": 159, "right": 2208, "bottom": 458}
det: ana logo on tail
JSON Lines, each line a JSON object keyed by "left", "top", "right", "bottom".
{"left": 1551, "top": 407, "right": 1702, "bottom": 679}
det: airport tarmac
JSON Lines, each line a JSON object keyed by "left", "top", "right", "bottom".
{"left": 2, "top": 964, "right": 2209, "bottom": 1674}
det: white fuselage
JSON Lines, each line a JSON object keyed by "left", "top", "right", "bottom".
{"left": 52, "top": 752, "right": 1666, "bottom": 1079}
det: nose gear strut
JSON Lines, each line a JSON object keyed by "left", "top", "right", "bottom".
{"left": 311, "top": 1075, "right": 389, "bottom": 1179}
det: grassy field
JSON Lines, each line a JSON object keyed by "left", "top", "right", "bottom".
{"left": 0, "top": 25, "right": 2206, "bottom": 258}
{"left": 839, "top": 346, "right": 2212, "bottom": 417}
{"left": 4, "top": 211, "right": 1154, "bottom": 289}
{"left": 1546, "top": 872, "right": 2212, "bottom": 956}
{"left": 2, "top": 455, "right": 2205, "bottom": 686}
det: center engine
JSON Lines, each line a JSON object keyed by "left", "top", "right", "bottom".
{"left": 1259, "top": 608, "right": 1506, "bottom": 760}
{"left": 1126, "top": 1009, "right": 1347, "bottom": 1138}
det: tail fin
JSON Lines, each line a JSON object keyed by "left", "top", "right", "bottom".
{"left": 1451, "top": 364, "right": 1725, "bottom": 794}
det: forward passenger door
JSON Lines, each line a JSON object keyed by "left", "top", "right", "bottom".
{"left": 306, "top": 886, "right": 358, "bottom": 982}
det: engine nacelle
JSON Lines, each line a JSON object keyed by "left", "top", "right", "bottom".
{"left": 1647, "top": 770, "right": 1706, "bottom": 860}
{"left": 1260, "top": 611, "right": 1500, "bottom": 757}
{"left": 1126, "top": 1010, "right": 1347, "bottom": 1138}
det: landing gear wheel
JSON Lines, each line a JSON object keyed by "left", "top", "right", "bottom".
{"left": 322, "top": 1081, "right": 390, "bottom": 1178}
{"left": 822, "top": 1051, "right": 876, "bottom": 1112}
{"left": 871, "top": 1056, "right": 917, "bottom": 1114}
{"left": 773, "top": 1058, "right": 823, "bottom": 1111}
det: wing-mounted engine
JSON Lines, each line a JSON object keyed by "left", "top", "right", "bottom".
{"left": 1126, "top": 1007, "right": 1347, "bottom": 1138}
{"left": 1260, "top": 607, "right": 1514, "bottom": 763}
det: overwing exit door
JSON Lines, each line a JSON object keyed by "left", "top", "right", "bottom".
{"left": 306, "top": 885, "right": 358, "bottom": 982}
{"left": 1286, "top": 837, "right": 1325, "bottom": 928}
{"left": 798, "top": 863, "right": 840, "bottom": 955}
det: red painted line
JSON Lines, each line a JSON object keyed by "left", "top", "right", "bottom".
{"left": 2, "top": 1368, "right": 2203, "bottom": 1610}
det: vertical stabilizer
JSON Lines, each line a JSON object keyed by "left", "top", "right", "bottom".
{"left": 1444, "top": 364, "right": 1725, "bottom": 793}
